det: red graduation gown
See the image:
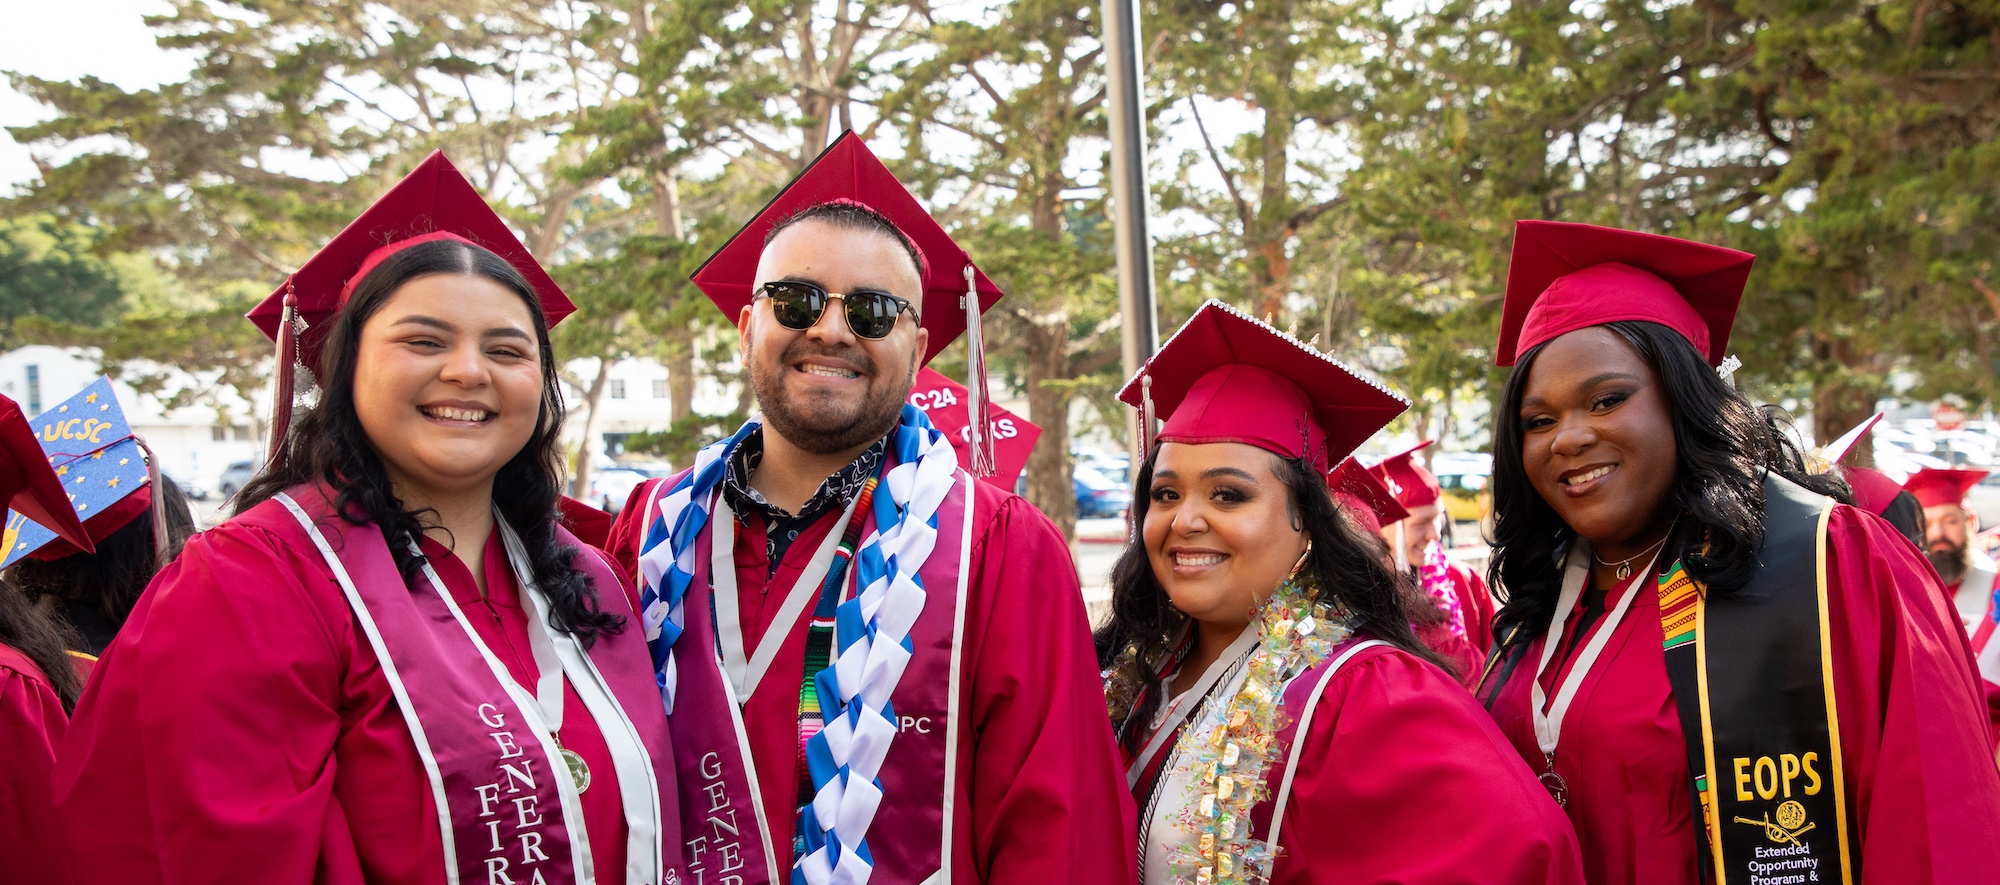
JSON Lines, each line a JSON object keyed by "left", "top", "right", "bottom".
{"left": 1, "top": 643, "right": 73, "bottom": 885}
{"left": 52, "top": 522, "right": 640, "bottom": 884}
{"left": 1488, "top": 506, "right": 2000, "bottom": 884}
{"left": 1449, "top": 560, "right": 1497, "bottom": 655}
{"left": 1259, "top": 644, "right": 1584, "bottom": 884}
{"left": 608, "top": 477, "right": 1137, "bottom": 884}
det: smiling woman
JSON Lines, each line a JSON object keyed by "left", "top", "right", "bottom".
{"left": 51, "top": 153, "right": 687, "bottom": 885}
{"left": 1479, "top": 220, "right": 2000, "bottom": 885}
{"left": 1098, "top": 300, "right": 1582, "bottom": 885}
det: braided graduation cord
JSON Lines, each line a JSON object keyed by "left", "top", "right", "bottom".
{"left": 794, "top": 404, "right": 959, "bottom": 885}
{"left": 635, "top": 418, "right": 762, "bottom": 712}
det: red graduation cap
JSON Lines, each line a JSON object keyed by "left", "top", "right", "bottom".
{"left": 1328, "top": 458, "right": 1409, "bottom": 534}
{"left": 909, "top": 368, "right": 1040, "bottom": 489}
{"left": 1117, "top": 300, "right": 1408, "bottom": 470}
{"left": 1904, "top": 467, "right": 1989, "bottom": 509}
{"left": 1808, "top": 413, "right": 1883, "bottom": 473}
{"left": 689, "top": 131, "right": 1003, "bottom": 365}
{"left": 248, "top": 152, "right": 576, "bottom": 463}
{"left": 1496, "top": 220, "right": 1755, "bottom": 367}
{"left": 0, "top": 395, "right": 93, "bottom": 556}
{"left": 1369, "top": 441, "right": 1442, "bottom": 510}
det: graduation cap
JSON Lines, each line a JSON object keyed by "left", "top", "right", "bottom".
{"left": 1496, "top": 220, "right": 1756, "bottom": 367}
{"left": 1805, "top": 413, "right": 1883, "bottom": 475}
{"left": 691, "top": 131, "right": 1008, "bottom": 474}
{"left": 909, "top": 368, "right": 1041, "bottom": 490}
{"left": 1369, "top": 441, "right": 1442, "bottom": 511}
{"left": 248, "top": 151, "right": 576, "bottom": 463}
{"left": 1328, "top": 458, "right": 1409, "bottom": 535}
{"left": 2, "top": 378, "right": 158, "bottom": 568}
{"left": 1904, "top": 467, "right": 1989, "bottom": 509}
{"left": 0, "top": 393, "right": 92, "bottom": 561}
{"left": 1117, "top": 300, "right": 1408, "bottom": 471}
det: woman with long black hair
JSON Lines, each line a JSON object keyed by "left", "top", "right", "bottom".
{"left": 53, "top": 153, "right": 685, "bottom": 885}
{"left": 1479, "top": 220, "right": 2000, "bottom": 884}
{"left": 1099, "top": 301, "right": 1580, "bottom": 885}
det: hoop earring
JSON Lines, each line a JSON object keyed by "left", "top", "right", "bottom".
{"left": 1288, "top": 540, "right": 1314, "bottom": 579}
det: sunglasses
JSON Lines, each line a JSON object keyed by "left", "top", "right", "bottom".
{"left": 757, "top": 281, "right": 915, "bottom": 340}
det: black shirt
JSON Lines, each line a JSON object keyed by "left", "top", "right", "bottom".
{"left": 720, "top": 429, "right": 887, "bottom": 575}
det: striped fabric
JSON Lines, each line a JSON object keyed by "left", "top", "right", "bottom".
{"left": 1659, "top": 559, "right": 1700, "bottom": 652}
{"left": 795, "top": 477, "right": 880, "bottom": 852}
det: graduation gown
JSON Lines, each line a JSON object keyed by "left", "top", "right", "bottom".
{"left": 1132, "top": 638, "right": 1583, "bottom": 884}
{"left": 1487, "top": 506, "right": 2000, "bottom": 884}
{"left": 52, "top": 520, "right": 660, "bottom": 884}
{"left": 606, "top": 475, "right": 1136, "bottom": 884}
{"left": 1449, "top": 560, "right": 1497, "bottom": 655}
{"left": 1, "top": 643, "right": 73, "bottom": 885}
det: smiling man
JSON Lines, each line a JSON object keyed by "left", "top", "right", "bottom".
{"left": 603, "top": 134, "right": 1135, "bottom": 885}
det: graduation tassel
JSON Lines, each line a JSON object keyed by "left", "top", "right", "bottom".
{"left": 1717, "top": 354, "right": 1742, "bottom": 389}
{"left": 133, "top": 438, "right": 173, "bottom": 569}
{"left": 962, "top": 263, "right": 995, "bottom": 478}
{"left": 265, "top": 282, "right": 302, "bottom": 470}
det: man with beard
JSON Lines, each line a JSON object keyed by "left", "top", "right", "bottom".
{"left": 1905, "top": 466, "right": 2000, "bottom": 750}
{"left": 602, "top": 133, "right": 1135, "bottom": 885}
{"left": 1906, "top": 467, "right": 1997, "bottom": 631}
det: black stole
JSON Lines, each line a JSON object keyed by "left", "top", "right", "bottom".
{"left": 1660, "top": 472, "right": 1856, "bottom": 884}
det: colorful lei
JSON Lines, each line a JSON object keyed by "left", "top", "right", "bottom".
{"left": 1166, "top": 576, "right": 1353, "bottom": 885}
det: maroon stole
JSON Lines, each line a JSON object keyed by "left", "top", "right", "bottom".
{"left": 665, "top": 468, "right": 973, "bottom": 885}
{"left": 1247, "top": 638, "right": 1390, "bottom": 851}
{"left": 261, "top": 486, "right": 686, "bottom": 884}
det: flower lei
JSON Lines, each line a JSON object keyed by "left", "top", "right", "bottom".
{"left": 1418, "top": 539, "right": 1466, "bottom": 640}
{"left": 1168, "top": 575, "right": 1354, "bottom": 885}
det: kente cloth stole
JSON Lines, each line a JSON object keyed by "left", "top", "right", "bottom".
{"left": 1657, "top": 472, "right": 1856, "bottom": 885}
{"left": 793, "top": 476, "right": 880, "bottom": 857}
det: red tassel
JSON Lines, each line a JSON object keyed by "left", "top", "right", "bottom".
{"left": 265, "top": 282, "right": 300, "bottom": 470}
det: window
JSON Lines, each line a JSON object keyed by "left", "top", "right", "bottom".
{"left": 652, "top": 379, "right": 668, "bottom": 399}
{"left": 212, "top": 426, "right": 228, "bottom": 442}
{"left": 609, "top": 379, "right": 627, "bottom": 399}
{"left": 24, "top": 365, "right": 39, "bottom": 415}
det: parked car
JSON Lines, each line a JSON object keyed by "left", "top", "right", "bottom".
{"left": 1430, "top": 453, "right": 1493, "bottom": 525}
{"left": 216, "top": 460, "right": 259, "bottom": 499}
{"left": 1074, "top": 464, "right": 1131, "bottom": 519}
{"left": 588, "top": 467, "right": 654, "bottom": 516}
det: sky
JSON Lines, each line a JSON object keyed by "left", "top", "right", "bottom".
{"left": 0, "top": 0, "right": 195, "bottom": 190}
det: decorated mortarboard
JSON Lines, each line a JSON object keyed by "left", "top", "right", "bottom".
{"left": 0, "top": 393, "right": 92, "bottom": 560}
{"left": 691, "top": 131, "right": 1009, "bottom": 475}
{"left": 1904, "top": 467, "right": 1989, "bottom": 509}
{"left": 1496, "top": 220, "right": 1756, "bottom": 367}
{"left": 1369, "top": 441, "right": 1442, "bottom": 510}
{"left": 248, "top": 151, "right": 576, "bottom": 464}
{"left": 909, "top": 368, "right": 1041, "bottom": 490}
{"left": 2, "top": 377, "right": 154, "bottom": 568}
{"left": 1117, "top": 300, "right": 1409, "bottom": 471}
{"left": 1327, "top": 457, "right": 1409, "bottom": 535}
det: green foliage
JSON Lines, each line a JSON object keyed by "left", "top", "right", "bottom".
{"left": 0, "top": 215, "right": 135, "bottom": 345}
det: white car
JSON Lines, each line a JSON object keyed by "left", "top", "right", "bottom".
{"left": 587, "top": 467, "right": 654, "bottom": 515}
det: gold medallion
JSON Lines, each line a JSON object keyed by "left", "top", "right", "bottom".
{"left": 561, "top": 747, "right": 591, "bottom": 793}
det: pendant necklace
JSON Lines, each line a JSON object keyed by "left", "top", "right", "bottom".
{"left": 1590, "top": 525, "right": 1674, "bottom": 581}
{"left": 1529, "top": 539, "right": 1661, "bottom": 808}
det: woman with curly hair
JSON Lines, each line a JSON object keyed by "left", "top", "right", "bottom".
{"left": 53, "top": 154, "right": 685, "bottom": 885}
{"left": 1478, "top": 220, "right": 2000, "bottom": 884}
{"left": 1098, "top": 301, "right": 1580, "bottom": 885}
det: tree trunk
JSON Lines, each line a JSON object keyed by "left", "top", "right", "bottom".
{"left": 1810, "top": 332, "right": 1878, "bottom": 470}
{"left": 667, "top": 329, "right": 696, "bottom": 426}
{"left": 1020, "top": 313, "right": 1078, "bottom": 541}
{"left": 570, "top": 358, "right": 613, "bottom": 499}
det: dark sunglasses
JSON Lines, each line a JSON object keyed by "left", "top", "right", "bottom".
{"left": 757, "top": 281, "right": 915, "bottom": 340}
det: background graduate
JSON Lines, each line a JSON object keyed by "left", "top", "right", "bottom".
{"left": 1480, "top": 219, "right": 2000, "bottom": 883}
{"left": 0, "top": 392, "right": 96, "bottom": 885}
{"left": 1099, "top": 300, "right": 1582, "bottom": 885}
{"left": 53, "top": 152, "right": 684, "bottom": 885}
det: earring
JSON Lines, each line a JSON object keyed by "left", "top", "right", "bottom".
{"left": 1288, "top": 540, "right": 1314, "bottom": 579}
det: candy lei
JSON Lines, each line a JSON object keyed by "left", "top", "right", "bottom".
{"left": 795, "top": 403, "right": 957, "bottom": 885}
{"left": 1169, "top": 577, "right": 1354, "bottom": 885}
